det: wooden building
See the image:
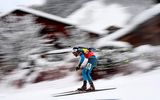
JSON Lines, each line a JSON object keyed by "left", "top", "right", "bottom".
{"left": 118, "top": 14, "right": 160, "bottom": 47}
{"left": 0, "top": 7, "right": 73, "bottom": 38}
{"left": 0, "top": 7, "right": 101, "bottom": 48}
{"left": 97, "top": 4, "right": 160, "bottom": 47}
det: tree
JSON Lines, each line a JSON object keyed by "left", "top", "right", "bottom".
{"left": 0, "top": 14, "right": 51, "bottom": 73}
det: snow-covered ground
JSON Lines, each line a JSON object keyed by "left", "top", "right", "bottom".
{"left": 0, "top": 68, "right": 160, "bottom": 100}
{"left": 1, "top": 44, "right": 160, "bottom": 100}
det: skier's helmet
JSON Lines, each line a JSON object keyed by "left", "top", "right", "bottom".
{"left": 72, "top": 47, "right": 80, "bottom": 57}
{"left": 72, "top": 47, "right": 78, "bottom": 52}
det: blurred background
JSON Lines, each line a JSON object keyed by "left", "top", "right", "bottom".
{"left": 0, "top": 0, "right": 160, "bottom": 100}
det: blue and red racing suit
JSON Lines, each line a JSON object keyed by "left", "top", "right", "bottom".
{"left": 78, "top": 48, "right": 97, "bottom": 82}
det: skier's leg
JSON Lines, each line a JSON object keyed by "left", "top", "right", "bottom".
{"left": 86, "top": 63, "right": 93, "bottom": 82}
{"left": 77, "top": 68, "right": 87, "bottom": 91}
{"left": 86, "top": 58, "right": 97, "bottom": 91}
{"left": 86, "top": 57, "right": 97, "bottom": 82}
{"left": 77, "top": 80, "right": 87, "bottom": 91}
{"left": 82, "top": 67, "right": 88, "bottom": 81}
{"left": 88, "top": 81, "right": 95, "bottom": 91}
{"left": 86, "top": 63, "right": 95, "bottom": 91}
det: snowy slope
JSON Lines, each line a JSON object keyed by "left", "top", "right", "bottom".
{"left": 1, "top": 44, "right": 160, "bottom": 100}
{"left": 0, "top": 68, "right": 160, "bottom": 100}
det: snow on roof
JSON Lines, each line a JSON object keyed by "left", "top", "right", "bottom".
{"left": 67, "top": 1, "right": 131, "bottom": 35}
{"left": 75, "top": 25, "right": 107, "bottom": 34}
{"left": 0, "top": 9, "right": 15, "bottom": 17}
{"left": 0, "top": 6, "right": 75, "bottom": 25}
{"left": 95, "top": 4, "right": 160, "bottom": 44}
{"left": 0, "top": 6, "right": 104, "bottom": 35}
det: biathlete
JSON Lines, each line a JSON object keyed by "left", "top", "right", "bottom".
{"left": 72, "top": 47, "right": 97, "bottom": 91}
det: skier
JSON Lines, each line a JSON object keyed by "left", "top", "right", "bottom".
{"left": 72, "top": 47, "right": 97, "bottom": 91}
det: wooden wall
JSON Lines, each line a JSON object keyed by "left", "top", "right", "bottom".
{"left": 118, "top": 14, "right": 160, "bottom": 47}
{"left": 11, "top": 10, "right": 71, "bottom": 39}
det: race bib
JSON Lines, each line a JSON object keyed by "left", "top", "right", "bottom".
{"left": 86, "top": 63, "right": 92, "bottom": 70}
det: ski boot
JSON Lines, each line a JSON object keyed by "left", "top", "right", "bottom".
{"left": 86, "top": 81, "right": 95, "bottom": 91}
{"left": 77, "top": 81, "right": 87, "bottom": 91}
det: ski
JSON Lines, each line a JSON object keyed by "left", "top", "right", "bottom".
{"left": 53, "top": 87, "right": 116, "bottom": 97}
{"left": 53, "top": 90, "right": 78, "bottom": 95}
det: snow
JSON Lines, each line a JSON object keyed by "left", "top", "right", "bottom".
{"left": 27, "top": 54, "right": 71, "bottom": 70}
{"left": 46, "top": 48, "right": 72, "bottom": 54}
{"left": 131, "top": 4, "right": 160, "bottom": 26}
{"left": 67, "top": 0, "right": 131, "bottom": 34}
{"left": 0, "top": 68, "right": 160, "bottom": 100}
{"left": 131, "top": 59, "right": 156, "bottom": 71}
{"left": 0, "top": 6, "right": 74, "bottom": 26}
{"left": 0, "top": 1, "right": 160, "bottom": 100}
{"left": 134, "top": 45, "right": 160, "bottom": 53}
{"left": 95, "top": 41, "right": 132, "bottom": 49}
{"left": 1, "top": 44, "right": 160, "bottom": 100}
{"left": 95, "top": 4, "right": 160, "bottom": 44}
{"left": 0, "top": 0, "right": 45, "bottom": 13}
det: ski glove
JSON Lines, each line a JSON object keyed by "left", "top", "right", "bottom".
{"left": 76, "top": 66, "right": 80, "bottom": 71}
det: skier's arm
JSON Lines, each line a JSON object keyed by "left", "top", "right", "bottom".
{"left": 78, "top": 53, "right": 85, "bottom": 67}
{"left": 76, "top": 54, "right": 84, "bottom": 71}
